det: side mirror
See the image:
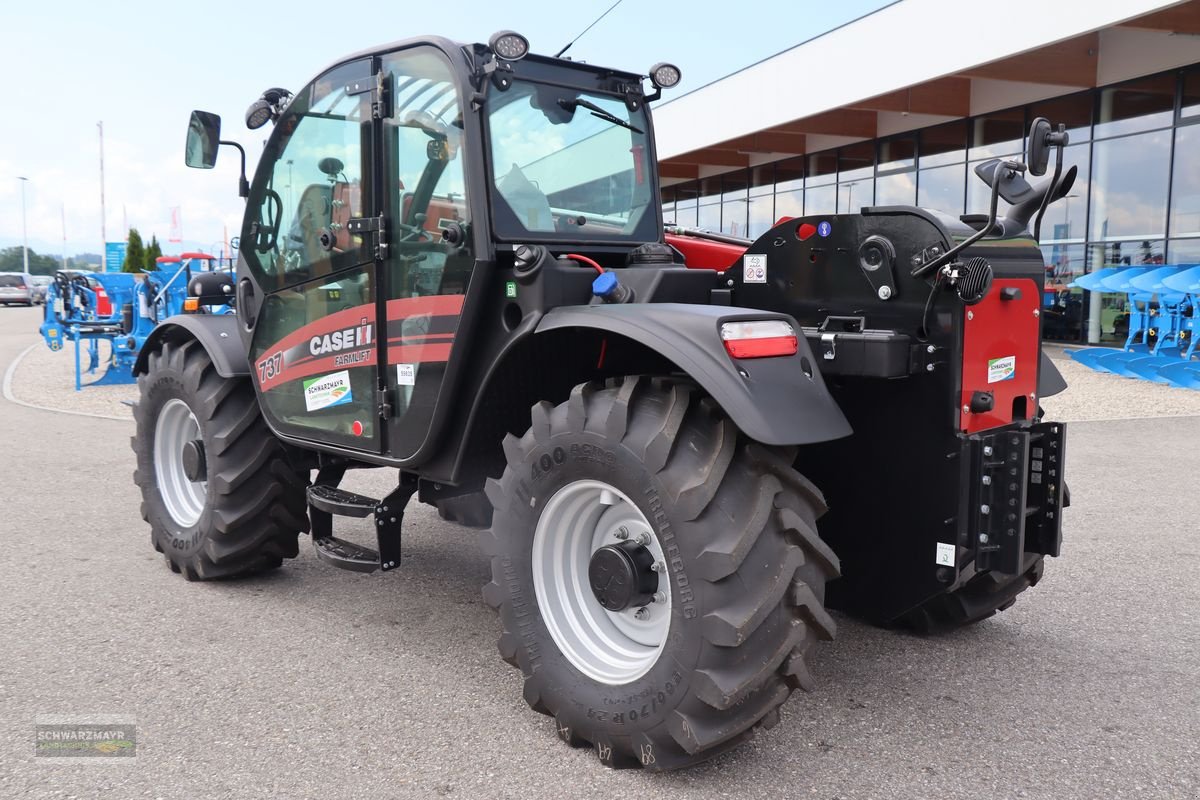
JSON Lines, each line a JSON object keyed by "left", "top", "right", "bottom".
{"left": 1026, "top": 117, "right": 1052, "bottom": 177}
{"left": 185, "top": 110, "right": 222, "bottom": 169}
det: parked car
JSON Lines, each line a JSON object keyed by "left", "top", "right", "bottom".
{"left": 0, "top": 272, "right": 34, "bottom": 306}
{"left": 29, "top": 275, "right": 52, "bottom": 305}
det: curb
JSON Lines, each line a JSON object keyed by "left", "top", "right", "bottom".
{"left": 2, "top": 342, "right": 132, "bottom": 423}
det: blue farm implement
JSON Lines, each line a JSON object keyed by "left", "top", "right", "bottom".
{"left": 38, "top": 254, "right": 233, "bottom": 390}
{"left": 1065, "top": 264, "right": 1200, "bottom": 388}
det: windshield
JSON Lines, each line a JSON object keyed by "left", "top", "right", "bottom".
{"left": 0, "top": 274, "right": 26, "bottom": 287}
{"left": 486, "top": 80, "right": 657, "bottom": 242}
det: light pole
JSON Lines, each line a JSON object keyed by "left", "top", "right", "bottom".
{"left": 17, "top": 176, "right": 29, "bottom": 274}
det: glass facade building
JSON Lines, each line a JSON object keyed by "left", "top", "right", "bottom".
{"left": 660, "top": 65, "right": 1200, "bottom": 343}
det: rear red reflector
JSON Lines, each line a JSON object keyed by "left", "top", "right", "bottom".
{"left": 720, "top": 320, "right": 798, "bottom": 359}
{"left": 723, "top": 335, "right": 798, "bottom": 359}
{"left": 797, "top": 223, "right": 817, "bottom": 241}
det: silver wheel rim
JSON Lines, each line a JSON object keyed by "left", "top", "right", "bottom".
{"left": 532, "top": 479, "right": 671, "bottom": 686}
{"left": 154, "top": 398, "right": 207, "bottom": 527}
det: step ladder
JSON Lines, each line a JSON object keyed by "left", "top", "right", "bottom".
{"left": 306, "top": 473, "right": 418, "bottom": 573}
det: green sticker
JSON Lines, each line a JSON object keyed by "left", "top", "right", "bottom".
{"left": 505, "top": 281, "right": 517, "bottom": 299}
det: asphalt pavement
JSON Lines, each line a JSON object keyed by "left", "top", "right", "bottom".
{"left": 0, "top": 304, "right": 1197, "bottom": 799}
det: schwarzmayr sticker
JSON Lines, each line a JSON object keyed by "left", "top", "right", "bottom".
{"left": 987, "top": 356, "right": 1016, "bottom": 383}
{"left": 303, "top": 370, "right": 353, "bottom": 412}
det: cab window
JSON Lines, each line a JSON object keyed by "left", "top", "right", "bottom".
{"left": 243, "top": 59, "right": 373, "bottom": 290}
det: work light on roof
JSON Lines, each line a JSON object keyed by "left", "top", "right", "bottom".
{"left": 245, "top": 100, "right": 273, "bottom": 130}
{"left": 489, "top": 30, "right": 530, "bottom": 61}
{"left": 649, "top": 62, "right": 682, "bottom": 89}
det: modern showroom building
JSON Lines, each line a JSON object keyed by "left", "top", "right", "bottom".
{"left": 654, "top": 0, "right": 1200, "bottom": 342}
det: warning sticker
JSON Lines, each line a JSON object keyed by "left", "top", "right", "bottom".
{"left": 987, "top": 355, "right": 1017, "bottom": 384}
{"left": 303, "top": 370, "right": 353, "bottom": 412}
{"left": 935, "top": 542, "right": 956, "bottom": 567}
{"left": 743, "top": 254, "right": 767, "bottom": 284}
{"left": 396, "top": 363, "right": 416, "bottom": 386}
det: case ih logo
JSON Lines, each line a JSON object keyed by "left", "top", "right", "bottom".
{"left": 309, "top": 319, "right": 373, "bottom": 356}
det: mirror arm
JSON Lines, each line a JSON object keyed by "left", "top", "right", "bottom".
{"left": 1031, "top": 126, "right": 1068, "bottom": 242}
{"left": 912, "top": 160, "right": 1014, "bottom": 279}
{"left": 219, "top": 139, "right": 250, "bottom": 198}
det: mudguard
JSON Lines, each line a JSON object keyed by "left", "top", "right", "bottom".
{"left": 132, "top": 313, "right": 250, "bottom": 378}
{"left": 1038, "top": 351, "right": 1068, "bottom": 398}
{"left": 537, "top": 303, "right": 852, "bottom": 446}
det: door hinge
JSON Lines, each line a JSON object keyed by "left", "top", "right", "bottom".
{"left": 377, "top": 387, "right": 394, "bottom": 420}
{"left": 347, "top": 215, "right": 389, "bottom": 261}
{"left": 346, "top": 70, "right": 391, "bottom": 119}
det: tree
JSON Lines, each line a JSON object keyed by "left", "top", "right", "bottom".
{"left": 144, "top": 235, "right": 163, "bottom": 271}
{"left": 122, "top": 229, "right": 145, "bottom": 274}
{"left": 0, "top": 246, "right": 60, "bottom": 276}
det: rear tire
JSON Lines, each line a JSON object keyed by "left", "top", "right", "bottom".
{"left": 132, "top": 338, "right": 308, "bottom": 579}
{"left": 899, "top": 553, "right": 1044, "bottom": 633}
{"left": 481, "top": 376, "right": 840, "bottom": 770}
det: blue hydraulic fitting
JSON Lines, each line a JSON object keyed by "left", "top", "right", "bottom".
{"left": 592, "top": 271, "right": 632, "bottom": 304}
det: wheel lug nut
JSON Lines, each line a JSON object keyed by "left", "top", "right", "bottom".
{"left": 636, "top": 532, "right": 651, "bottom": 546}
{"left": 614, "top": 526, "right": 629, "bottom": 540}
{"left": 650, "top": 561, "right": 665, "bottom": 573}
{"left": 652, "top": 592, "right": 666, "bottom": 604}
{"left": 634, "top": 607, "right": 650, "bottom": 621}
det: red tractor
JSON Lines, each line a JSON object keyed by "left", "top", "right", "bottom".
{"left": 135, "top": 31, "right": 1070, "bottom": 770}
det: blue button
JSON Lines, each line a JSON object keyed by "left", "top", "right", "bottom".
{"left": 817, "top": 221, "right": 832, "bottom": 237}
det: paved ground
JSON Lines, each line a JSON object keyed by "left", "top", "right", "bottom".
{"left": 0, "top": 303, "right": 1197, "bottom": 799}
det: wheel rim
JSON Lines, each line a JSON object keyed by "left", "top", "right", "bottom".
{"left": 533, "top": 479, "right": 671, "bottom": 686}
{"left": 154, "top": 398, "right": 207, "bottom": 527}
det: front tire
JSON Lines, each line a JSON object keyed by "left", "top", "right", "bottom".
{"left": 481, "top": 377, "right": 840, "bottom": 770}
{"left": 132, "top": 338, "right": 308, "bottom": 579}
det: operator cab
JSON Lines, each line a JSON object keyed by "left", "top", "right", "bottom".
{"left": 183, "top": 33, "right": 682, "bottom": 465}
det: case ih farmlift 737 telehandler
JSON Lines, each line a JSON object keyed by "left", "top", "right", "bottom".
{"left": 136, "top": 31, "right": 1072, "bottom": 770}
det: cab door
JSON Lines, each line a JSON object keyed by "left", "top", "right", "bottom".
{"left": 243, "top": 58, "right": 385, "bottom": 451}
{"left": 377, "top": 47, "right": 477, "bottom": 459}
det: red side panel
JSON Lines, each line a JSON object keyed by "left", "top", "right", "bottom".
{"left": 959, "top": 278, "right": 1042, "bottom": 434}
{"left": 666, "top": 233, "right": 746, "bottom": 272}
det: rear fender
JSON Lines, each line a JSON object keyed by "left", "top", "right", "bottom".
{"left": 536, "top": 303, "right": 851, "bottom": 446}
{"left": 132, "top": 314, "right": 249, "bottom": 378}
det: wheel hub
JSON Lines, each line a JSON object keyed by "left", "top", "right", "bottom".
{"left": 181, "top": 439, "right": 206, "bottom": 482}
{"left": 588, "top": 541, "right": 658, "bottom": 612}
{"left": 532, "top": 479, "right": 673, "bottom": 685}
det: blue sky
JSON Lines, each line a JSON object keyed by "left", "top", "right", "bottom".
{"left": 0, "top": 0, "right": 892, "bottom": 258}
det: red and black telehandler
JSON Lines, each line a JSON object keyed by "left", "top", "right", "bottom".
{"left": 135, "top": 31, "right": 1070, "bottom": 769}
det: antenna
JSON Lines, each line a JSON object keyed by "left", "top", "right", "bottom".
{"left": 554, "top": 0, "right": 625, "bottom": 58}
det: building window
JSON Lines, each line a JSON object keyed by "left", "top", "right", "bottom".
{"left": 720, "top": 170, "right": 749, "bottom": 237}
{"left": 1030, "top": 91, "right": 1094, "bottom": 142}
{"left": 1041, "top": 243, "right": 1088, "bottom": 342}
{"left": 1089, "top": 130, "right": 1171, "bottom": 240}
{"left": 837, "top": 142, "right": 874, "bottom": 212}
{"left": 805, "top": 151, "right": 837, "bottom": 216}
{"left": 1182, "top": 66, "right": 1200, "bottom": 121}
{"left": 1095, "top": 74, "right": 1175, "bottom": 139}
{"left": 1035, "top": 143, "right": 1091, "bottom": 243}
{"left": 774, "top": 157, "right": 803, "bottom": 221}
{"left": 697, "top": 177, "right": 721, "bottom": 231}
{"left": 918, "top": 163, "right": 965, "bottom": 215}
{"left": 969, "top": 108, "right": 1025, "bottom": 161}
{"left": 876, "top": 137, "right": 916, "bottom": 207}
{"left": 920, "top": 120, "right": 967, "bottom": 168}
{"left": 747, "top": 164, "right": 775, "bottom": 238}
{"left": 1170, "top": 125, "right": 1200, "bottom": 237}
{"left": 674, "top": 181, "right": 699, "bottom": 227}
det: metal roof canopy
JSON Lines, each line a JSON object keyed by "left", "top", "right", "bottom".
{"left": 656, "top": 0, "right": 1200, "bottom": 182}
